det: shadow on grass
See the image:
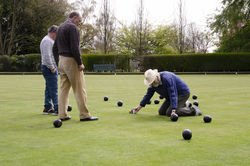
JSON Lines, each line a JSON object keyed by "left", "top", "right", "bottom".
{"left": 131, "top": 113, "right": 171, "bottom": 122}
{"left": 20, "top": 113, "right": 92, "bottom": 130}
{"left": 179, "top": 139, "right": 192, "bottom": 143}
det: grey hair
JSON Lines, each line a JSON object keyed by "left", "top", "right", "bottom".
{"left": 48, "top": 25, "right": 58, "bottom": 33}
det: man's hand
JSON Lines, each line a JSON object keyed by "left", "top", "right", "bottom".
{"left": 133, "top": 105, "right": 142, "bottom": 114}
{"left": 51, "top": 68, "right": 57, "bottom": 74}
{"left": 171, "top": 109, "right": 176, "bottom": 116}
{"left": 78, "top": 64, "right": 85, "bottom": 71}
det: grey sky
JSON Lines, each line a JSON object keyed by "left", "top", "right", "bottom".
{"left": 69, "top": 0, "right": 222, "bottom": 30}
{"left": 68, "top": 0, "right": 222, "bottom": 52}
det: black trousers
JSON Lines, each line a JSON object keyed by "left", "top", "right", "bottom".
{"left": 158, "top": 93, "right": 195, "bottom": 117}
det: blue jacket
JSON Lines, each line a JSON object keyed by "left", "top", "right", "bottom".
{"left": 140, "top": 71, "right": 190, "bottom": 109}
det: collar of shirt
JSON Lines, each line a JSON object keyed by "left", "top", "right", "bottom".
{"left": 46, "top": 35, "right": 54, "bottom": 42}
{"left": 65, "top": 19, "right": 74, "bottom": 24}
{"left": 159, "top": 75, "right": 162, "bottom": 85}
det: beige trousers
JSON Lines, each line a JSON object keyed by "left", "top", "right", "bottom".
{"left": 58, "top": 56, "right": 91, "bottom": 119}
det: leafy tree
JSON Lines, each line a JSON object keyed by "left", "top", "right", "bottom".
{"left": 0, "top": 0, "right": 70, "bottom": 56}
{"left": 116, "top": 25, "right": 138, "bottom": 55}
{"left": 217, "top": 21, "right": 250, "bottom": 52}
{"left": 209, "top": 0, "right": 250, "bottom": 52}
{"left": 149, "top": 25, "right": 178, "bottom": 54}
{"left": 0, "top": 0, "right": 23, "bottom": 56}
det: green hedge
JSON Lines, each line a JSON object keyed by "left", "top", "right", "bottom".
{"left": 0, "top": 54, "right": 41, "bottom": 72}
{"left": 141, "top": 53, "right": 250, "bottom": 72}
{"left": 0, "top": 54, "right": 131, "bottom": 72}
{"left": 2, "top": 53, "right": 250, "bottom": 72}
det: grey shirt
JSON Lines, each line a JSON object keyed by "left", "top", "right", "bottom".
{"left": 40, "top": 35, "right": 56, "bottom": 70}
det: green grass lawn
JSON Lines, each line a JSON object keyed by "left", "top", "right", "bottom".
{"left": 0, "top": 74, "right": 250, "bottom": 166}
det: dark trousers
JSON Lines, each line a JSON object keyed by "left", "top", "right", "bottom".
{"left": 158, "top": 93, "right": 195, "bottom": 117}
{"left": 41, "top": 65, "right": 58, "bottom": 110}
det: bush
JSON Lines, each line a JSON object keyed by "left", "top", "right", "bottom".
{"left": 0, "top": 54, "right": 131, "bottom": 72}
{"left": 141, "top": 53, "right": 250, "bottom": 72}
{"left": 0, "top": 54, "right": 41, "bottom": 72}
{"left": 0, "top": 55, "right": 11, "bottom": 72}
{"left": 23, "top": 54, "right": 41, "bottom": 72}
{"left": 10, "top": 55, "right": 25, "bottom": 72}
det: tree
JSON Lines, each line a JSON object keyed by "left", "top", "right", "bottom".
{"left": 186, "top": 23, "right": 212, "bottom": 53}
{"left": 216, "top": 21, "right": 250, "bottom": 52}
{"left": 73, "top": 0, "right": 98, "bottom": 53}
{"left": 116, "top": 25, "right": 137, "bottom": 55}
{"left": 149, "top": 25, "right": 178, "bottom": 54}
{"left": 134, "top": 0, "right": 151, "bottom": 57}
{"left": 209, "top": 0, "right": 250, "bottom": 52}
{"left": 177, "top": 0, "right": 186, "bottom": 54}
{"left": 0, "top": 0, "right": 70, "bottom": 56}
{"left": 95, "top": 0, "right": 116, "bottom": 54}
{"left": 0, "top": 0, "right": 22, "bottom": 56}
{"left": 186, "top": 23, "right": 197, "bottom": 53}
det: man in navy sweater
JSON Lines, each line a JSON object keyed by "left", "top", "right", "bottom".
{"left": 133, "top": 69, "right": 202, "bottom": 117}
{"left": 53, "top": 12, "right": 98, "bottom": 122}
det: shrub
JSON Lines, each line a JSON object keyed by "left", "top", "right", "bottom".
{"left": 24, "top": 54, "right": 41, "bottom": 72}
{"left": 0, "top": 55, "right": 11, "bottom": 72}
{"left": 0, "top": 54, "right": 131, "bottom": 72}
{"left": 141, "top": 53, "right": 250, "bottom": 72}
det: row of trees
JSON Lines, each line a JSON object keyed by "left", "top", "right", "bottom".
{"left": 77, "top": 0, "right": 212, "bottom": 58}
{"left": 0, "top": 0, "right": 249, "bottom": 57}
{"left": 0, "top": 0, "right": 70, "bottom": 55}
{"left": 209, "top": 0, "right": 250, "bottom": 52}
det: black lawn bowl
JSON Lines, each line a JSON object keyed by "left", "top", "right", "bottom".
{"left": 193, "top": 101, "right": 199, "bottom": 107}
{"left": 67, "top": 105, "right": 72, "bottom": 112}
{"left": 154, "top": 99, "right": 160, "bottom": 104}
{"left": 203, "top": 115, "right": 212, "bottom": 123}
{"left": 159, "top": 95, "right": 164, "bottom": 99}
{"left": 192, "top": 94, "right": 198, "bottom": 100}
{"left": 117, "top": 100, "right": 123, "bottom": 107}
{"left": 182, "top": 129, "right": 192, "bottom": 140}
{"left": 53, "top": 119, "right": 62, "bottom": 128}
{"left": 170, "top": 113, "right": 178, "bottom": 122}
{"left": 104, "top": 96, "right": 109, "bottom": 101}
{"left": 147, "top": 100, "right": 152, "bottom": 105}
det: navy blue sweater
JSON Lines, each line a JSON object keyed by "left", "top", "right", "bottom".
{"left": 53, "top": 19, "right": 82, "bottom": 66}
{"left": 140, "top": 71, "right": 190, "bottom": 109}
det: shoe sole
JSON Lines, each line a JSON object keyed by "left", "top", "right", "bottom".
{"left": 60, "top": 117, "right": 72, "bottom": 121}
{"left": 80, "top": 118, "right": 98, "bottom": 121}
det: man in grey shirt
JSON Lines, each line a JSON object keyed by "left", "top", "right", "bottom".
{"left": 40, "top": 25, "right": 58, "bottom": 115}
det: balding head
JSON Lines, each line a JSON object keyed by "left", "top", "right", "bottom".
{"left": 69, "top": 12, "right": 80, "bottom": 18}
{"left": 69, "top": 12, "right": 82, "bottom": 26}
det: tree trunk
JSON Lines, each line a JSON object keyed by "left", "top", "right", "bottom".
{"left": 0, "top": 21, "right": 4, "bottom": 55}
{"left": 178, "top": 0, "right": 185, "bottom": 54}
{"left": 103, "top": 0, "right": 108, "bottom": 54}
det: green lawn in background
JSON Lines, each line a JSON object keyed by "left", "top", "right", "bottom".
{"left": 0, "top": 74, "right": 250, "bottom": 166}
